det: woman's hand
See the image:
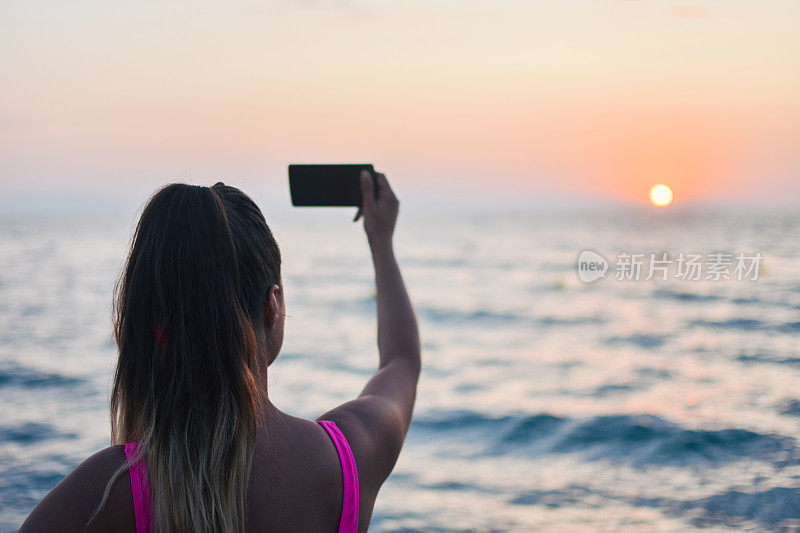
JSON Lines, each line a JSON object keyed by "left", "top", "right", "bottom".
{"left": 353, "top": 170, "right": 399, "bottom": 246}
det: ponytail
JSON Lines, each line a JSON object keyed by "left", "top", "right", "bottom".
{"left": 103, "top": 183, "right": 272, "bottom": 531}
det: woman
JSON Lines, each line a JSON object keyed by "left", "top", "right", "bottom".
{"left": 20, "top": 171, "right": 421, "bottom": 532}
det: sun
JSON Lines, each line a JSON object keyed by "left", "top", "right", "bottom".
{"left": 649, "top": 184, "right": 673, "bottom": 207}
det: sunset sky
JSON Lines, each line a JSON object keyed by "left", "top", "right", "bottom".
{"left": 1, "top": 0, "right": 799, "bottom": 209}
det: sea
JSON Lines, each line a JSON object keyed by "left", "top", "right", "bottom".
{"left": 1, "top": 201, "right": 799, "bottom": 531}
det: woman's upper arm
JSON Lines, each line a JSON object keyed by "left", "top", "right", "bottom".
{"left": 20, "top": 445, "right": 133, "bottom": 533}
{"left": 318, "top": 358, "right": 420, "bottom": 494}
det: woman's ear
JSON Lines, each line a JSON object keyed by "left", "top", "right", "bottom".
{"left": 263, "top": 284, "right": 282, "bottom": 330}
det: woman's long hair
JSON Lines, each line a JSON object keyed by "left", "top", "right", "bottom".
{"left": 102, "top": 183, "right": 280, "bottom": 531}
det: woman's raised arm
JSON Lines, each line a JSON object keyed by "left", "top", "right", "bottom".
{"left": 319, "top": 170, "right": 421, "bottom": 508}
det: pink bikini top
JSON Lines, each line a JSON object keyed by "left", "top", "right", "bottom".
{"left": 124, "top": 420, "right": 358, "bottom": 533}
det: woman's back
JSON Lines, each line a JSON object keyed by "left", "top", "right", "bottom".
{"left": 21, "top": 172, "right": 420, "bottom": 532}
{"left": 38, "top": 413, "right": 357, "bottom": 531}
{"left": 246, "top": 415, "right": 352, "bottom": 532}
{"left": 122, "top": 412, "right": 359, "bottom": 532}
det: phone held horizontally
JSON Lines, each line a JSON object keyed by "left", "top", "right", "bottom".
{"left": 288, "top": 164, "right": 377, "bottom": 207}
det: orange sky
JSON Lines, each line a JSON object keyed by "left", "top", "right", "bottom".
{"left": 1, "top": 1, "right": 799, "bottom": 206}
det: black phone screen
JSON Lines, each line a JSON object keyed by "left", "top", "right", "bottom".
{"left": 288, "top": 164, "right": 375, "bottom": 207}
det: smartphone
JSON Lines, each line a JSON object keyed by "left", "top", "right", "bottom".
{"left": 288, "top": 164, "right": 376, "bottom": 207}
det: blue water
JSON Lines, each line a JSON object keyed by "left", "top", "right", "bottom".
{"left": 1, "top": 205, "right": 800, "bottom": 531}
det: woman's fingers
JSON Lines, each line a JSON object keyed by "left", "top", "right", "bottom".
{"left": 375, "top": 172, "right": 391, "bottom": 196}
{"left": 376, "top": 172, "right": 398, "bottom": 203}
{"left": 357, "top": 170, "right": 396, "bottom": 224}
{"left": 360, "top": 170, "right": 376, "bottom": 210}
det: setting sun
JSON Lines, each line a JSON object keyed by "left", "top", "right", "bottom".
{"left": 649, "top": 184, "right": 674, "bottom": 207}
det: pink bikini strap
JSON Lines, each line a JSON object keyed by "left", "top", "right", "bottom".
{"left": 317, "top": 420, "right": 359, "bottom": 533}
{"left": 124, "top": 442, "right": 152, "bottom": 533}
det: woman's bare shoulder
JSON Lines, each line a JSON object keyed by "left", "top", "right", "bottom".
{"left": 20, "top": 445, "right": 135, "bottom": 532}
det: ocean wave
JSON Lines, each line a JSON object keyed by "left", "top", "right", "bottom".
{"left": 0, "top": 453, "right": 78, "bottom": 529}
{"left": 591, "top": 383, "right": 637, "bottom": 396}
{"left": 501, "top": 415, "right": 567, "bottom": 444}
{"left": 631, "top": 487, "right": 800, "bottom": 529}
{"left": 691, "top": 319, "right": 800, "bottom": 334}
{"left": 0, "top": 460, "right": 69, "bottom": 494}
{"left": 777, "top": 399, "right": 800, "bottom": 416}
{"left": 424, "top": 480, "right": 500, "bottom": 494}
{"left": 690, "top": 318, "right": 765, "bottom": 330}
{"left": 412, "top": 411, "right": 798, "bottom": 467}
{"left": 731, "top": 296, "right": 763, "bottom": 305}
{"left": 605, "top": 334, "right": 668, "bottom": 349}
{"left": 538, "top": 315, "right": 607, "bottom": 326}
{"left": 417, "top": 307, "right": 523, "bottom": 325}
{"left": 556, "top": 415, "right": 795, "bottom": 467}
{"left": 413, "top": 410, "right": 522, "bottom": 432}
{"left": 0, "top": 422, "right": 77, "bottom": 444}
{"left": 510, "top": 484, "right": 800, "bottom": 529}
{"left": 407, "top": 306, "right": 608, "bottom": 329}
{"left": 636, "top": 367, "right": 672, "bottom": 379}
{"left": 778, "top": 322, "right": 800, "bottom": 333}
{"left": 683, "top": 487, "right": 800, "bottom": 528}
{"left": 653, "top": 289, "right": 722, "bottom": 303}
{"left": 0, "top": 362, "right": 83, "bottom": 389}
{"left": 510, "top": 485, "right": 595, "bottom": 507}
{"left": 737, "top": 353, "right": 800, "bottom": 367}
{"left": 402, "top": 256, "right": 471, "bottom": 269}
